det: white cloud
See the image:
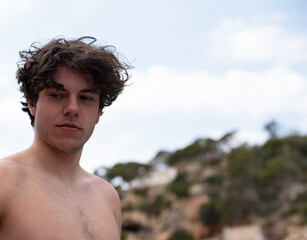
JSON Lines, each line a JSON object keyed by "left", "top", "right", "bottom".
{"left": 211, "top": 17, "right": 307, "bottom": 62}
{"left": 106, "top": 64, "right": 307, "bottom": 120}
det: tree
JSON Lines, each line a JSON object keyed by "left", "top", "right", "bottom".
{"left": 264, "top": 120, "right": 279, "bottom": 139}
{"left": 105, "top": 162, "right": 151, "bottom": 183}
{"left": 169, "top": 172, "right": 191, "bottom": 198}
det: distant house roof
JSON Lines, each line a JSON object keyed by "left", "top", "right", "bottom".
{"left": 221, "top": 225, "right": 265, "bottom": 240}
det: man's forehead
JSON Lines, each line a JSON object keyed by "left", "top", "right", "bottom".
{"left": 53, "top": 66, "right": 94, "bottom": 82}
{"left": 46, "top": 66, "right": 99, "bottom": 93}
{"left": 45, "top": 81, "right": 99, "bottom": 94}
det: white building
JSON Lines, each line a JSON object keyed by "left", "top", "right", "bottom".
{"left": 221, "top": 225, "right": 265, "bottom": 240}
{"left": 130, "top": 167, "right": 177, "bottom": 189}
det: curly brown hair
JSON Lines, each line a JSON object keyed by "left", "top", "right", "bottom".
{"left": 17, "top": 36, "right": 132, "bottom": 126}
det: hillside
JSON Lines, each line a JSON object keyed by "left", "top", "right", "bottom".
{"left": 95, "top": 131, "right": 307, "bottom": 240}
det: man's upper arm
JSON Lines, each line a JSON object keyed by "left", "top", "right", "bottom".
{"left": 111, "top": 187, "right": 122, "bottom": 231}
{"left": 96, "top": 177, "right": 122, "bottom": 230}
{"left": 0, "top": 164, "right": 8, "bottom": 224}
{"left": 0, "top": 160, "right": 18, "bottom": 223}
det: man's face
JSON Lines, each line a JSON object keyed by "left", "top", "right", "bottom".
{"left": 28, "top": 66, "right": 101, "bottom": 155}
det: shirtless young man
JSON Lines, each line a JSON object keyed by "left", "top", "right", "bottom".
{"left": 0, "top": 37, "right": 131, "bottom": 239}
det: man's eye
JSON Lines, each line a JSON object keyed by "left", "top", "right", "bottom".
{"left": 50, "top": 93, "right": 63, "bottom": 98}
{"left": 80, "top": 96, "right": 94, "bottom": 101}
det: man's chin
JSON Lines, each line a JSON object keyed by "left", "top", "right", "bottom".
{"left": 52, "top": 142, "right": 84, "bottom": 156}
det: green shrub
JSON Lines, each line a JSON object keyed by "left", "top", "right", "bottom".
{"left": 227, "top": 145, "right": 251, "bottom": 178}
{"left": 281, "top": 206, "right": 298, "bottom": 218}
{"left": 167, "top": 229, "right": 193, "bottom": 240}
{"left": 134, "top": 188, "right": 148, "bottom": 196}
{"left": 205, "top": 175, "right": 223, "bottom": 186}
{"left": 169, "top": 172, "right": 191, "bottom": 198}
{"left": 199, "top": 201, "right": 221, "bottom": 226}
{"left": 138, "top": 195, "right": 170, "bottom": 216}
{"left": 218, "top": 192, "right": 251, "bottom": 224}
{"left": 167, "top": 138, "right": 219, "bottom": 165}
{"left": 294, "top": 191, "right": 307, "bottom": 203}
{"left": 299, "top": 204, "right": 307, "bottom": 225}
{"left": 257, "top": 157, "right": 282, "bottom": 184}
{"left": 122, "top": 204, "right": 134, "bottom": 212}
{"left": 121, "top": 229, "right": 126, "bottom": 240}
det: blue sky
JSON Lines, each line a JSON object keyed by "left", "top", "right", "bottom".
{"left": 0, "top": 0, "right": 306, "bottom": 172}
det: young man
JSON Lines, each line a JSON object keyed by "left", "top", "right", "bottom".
{"left": 0, "top": 37, "right": 131, "bottom": 239}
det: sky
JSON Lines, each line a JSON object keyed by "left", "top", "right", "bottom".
{"left": 0, "top": 0, "right": 307, "bottom": 173}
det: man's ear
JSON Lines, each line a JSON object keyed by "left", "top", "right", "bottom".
{"left": 96, "top": 110, "right": 103, "bottom": 124}
{"left": 95, "top": 116, "right": 100, "bottom": 124}
{"left": 28, "top": 101, "right": 36, "bottom": 117}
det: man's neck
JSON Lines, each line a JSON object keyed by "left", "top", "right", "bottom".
{"left": 26, "top": 139, "right": 84, "bottom": 187}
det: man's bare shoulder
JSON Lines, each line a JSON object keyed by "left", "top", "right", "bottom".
{"left": 83, "top": 171, "right": 121, "bottom": 204}
{"left": 0, "top": 153, "right": 28, "bottom": 217}
{"left": 81, "top": 171, "right": 122, "bottom": 226}
{"left": 0, "top": 151, "right": 28, "bottom": 175}
{"left": 0, "top": 152, "right": 28, "bottom": 189}
{"left": 0, "top": 153, "right": 25, "bottom": 181}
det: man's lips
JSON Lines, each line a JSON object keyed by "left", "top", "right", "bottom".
{"left": 56, "top": 123, "right": 81, "bottom": 131}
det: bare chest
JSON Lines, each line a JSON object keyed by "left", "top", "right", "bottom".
{"left": 1, "top": 180, "right": 120, "bottom": 240}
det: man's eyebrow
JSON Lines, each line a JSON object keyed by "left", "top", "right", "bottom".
{"left": 45, "top": 86, "right": 99, "bottom": 95}
{"left": 46, "top": 82, "right": 64, "bottom": 90}
{"left": 80, "top": 89, "right": 99, "bottom": 94}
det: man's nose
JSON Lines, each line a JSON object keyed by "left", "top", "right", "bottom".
{"left": 64, "top": 96, "right": 79, "bottom": 117}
